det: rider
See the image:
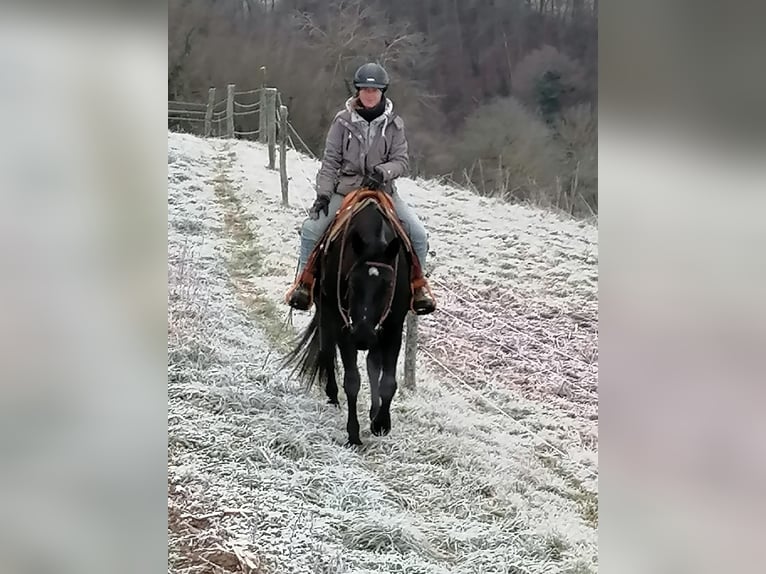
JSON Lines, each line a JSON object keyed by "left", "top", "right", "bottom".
{"left": 286, "top": 62, "right": 436, "bottom": 315}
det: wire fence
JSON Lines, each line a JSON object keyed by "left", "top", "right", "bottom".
{"left": 168, "top": 86, "right": 309, "bottom": 153}
{"left": 167, "top": 83, "right": 321, "bottom": 215}
{"left": 169, "top": 82, "right": 322, "bottom": 215}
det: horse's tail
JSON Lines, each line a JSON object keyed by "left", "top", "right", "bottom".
{"left": 279, "top": 310, "right": 333, "bottom": 390}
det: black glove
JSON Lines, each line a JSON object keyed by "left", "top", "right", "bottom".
{"left": 361, "top": 168, "right": 385, "bottom": 191}
{"left": 309, "top": 195, "right": 330, "bottom": 220}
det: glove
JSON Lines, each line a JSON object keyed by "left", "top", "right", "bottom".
{"left": 361, "top": 167, "right": 385, "bottom": 191}
{"left": 309, "top": 195, "right": 330, "bottom": 220}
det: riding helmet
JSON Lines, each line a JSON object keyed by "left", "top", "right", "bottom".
{"left": 353, "top": 63, "right": 390, "bottom": 91}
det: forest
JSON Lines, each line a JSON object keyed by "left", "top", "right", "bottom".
{"left": 169, "top": 0, "right": 597, "bottom": 217}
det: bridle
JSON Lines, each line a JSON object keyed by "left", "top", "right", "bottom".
{"left": 335, "top": 220, "right": 398, "bottom": 333}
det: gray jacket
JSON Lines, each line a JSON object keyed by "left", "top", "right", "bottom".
{"left": 315, "top": 97, "right": 409, "bottom": 198}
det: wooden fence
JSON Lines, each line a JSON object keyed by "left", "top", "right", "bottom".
{"left": 168, "top": 84, "right": 420, "bottom": 389}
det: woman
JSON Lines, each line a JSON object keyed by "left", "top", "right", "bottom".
{"left": 286, "top": 62, "right": 436, "bottom": 315}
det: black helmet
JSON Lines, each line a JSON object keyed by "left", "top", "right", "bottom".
{"left": 353, "top": 63, "right": 389, "bottom": 91}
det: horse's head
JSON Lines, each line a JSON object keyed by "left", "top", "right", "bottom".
{"left": 346, "top": 230, "right": 401, "bottom": 350}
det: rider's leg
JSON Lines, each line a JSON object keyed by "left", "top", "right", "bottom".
{"left": 287, "top": 193, "right": 344, "bottom": 309}
{"left": 389, "top": 193, "right": 436, "bottom": 314}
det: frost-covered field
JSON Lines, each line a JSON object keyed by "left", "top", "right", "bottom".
{"left": 168, "top": 132, "right": 598, "bottom": 574}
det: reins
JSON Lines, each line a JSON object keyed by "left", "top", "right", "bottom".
{"left": 334, "top": 208, "right": 399, "bottom": 333}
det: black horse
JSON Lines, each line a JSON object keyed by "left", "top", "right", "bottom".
{"left": 282, "top": 197, "right": 412, "bottom": 445}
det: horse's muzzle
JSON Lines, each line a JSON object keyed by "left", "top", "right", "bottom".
{"left": 349, "top": 324, "right": 377, "bottom": 350}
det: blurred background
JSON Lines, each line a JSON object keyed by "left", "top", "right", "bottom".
{"left": 0, "top": 8, "right": 167, "bottom": 574}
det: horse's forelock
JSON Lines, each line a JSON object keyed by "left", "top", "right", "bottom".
{"left": 347, "top": 204, "right": 393, "bottom": 260}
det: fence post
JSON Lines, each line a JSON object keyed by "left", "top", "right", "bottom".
{"left": 279, "top": 104, "right": 289, "bottom": 206}
{"left": 226, "top": 84, "right": 235, "bottom": 138}
{"left": 404, "top": 312, "right": 418, "bottom": 389}
{"left": 265, "top": 88, "right": 277, "bottom": 169}
{"left": 204, "top": 87, "right": 215, "bottom": 137}
{"left": 259, "top": 89, "right": 267, "bottom": 144}
{"left": 258, "top": 66, "right": 268, "bottom": 142}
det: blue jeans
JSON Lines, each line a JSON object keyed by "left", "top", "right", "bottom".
{"left": 298, "top": 192, "right": 429, "bottom": 272}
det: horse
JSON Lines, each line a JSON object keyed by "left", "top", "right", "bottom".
{"left": 281, "top": 191, "right": 412, "bottom": 446}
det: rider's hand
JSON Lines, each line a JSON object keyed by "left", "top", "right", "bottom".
{"left": 361, "top": 168, "right": 385, "bottom": 191}
{"left": 309, "top": 195, "right": 330, "bottom": 220}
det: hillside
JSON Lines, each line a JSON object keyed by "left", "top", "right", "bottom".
{"left": 168, "top": 131, "right": 598, "bottom": 574}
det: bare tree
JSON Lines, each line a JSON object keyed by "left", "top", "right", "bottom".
{"left": 167, "top": 0, "right": 598, "bottom": 215}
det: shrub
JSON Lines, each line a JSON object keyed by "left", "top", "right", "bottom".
{"left": 452, "top": 96, "right": 562, "bottom": 205}
{"left": 513, "top": 45, "right": 588, "bottom": 120}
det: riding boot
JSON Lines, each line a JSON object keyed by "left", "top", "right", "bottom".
{"left": 409, "top": 258, "right": 436, "bottom": 315}
{"left": 285, "top": 262, "right": 316, "bottom": 311}
{"left": 288, "top": 283, "right": 312, "bottom": 310}
{"left": 412, "top": 282, "right": 436, "bottom": 315}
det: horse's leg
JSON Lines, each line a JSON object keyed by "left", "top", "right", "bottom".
{"left": 320, "top": 319, "right": 339, "bottom": 406}
{"left": 371, "top": 333, "right": 402, "bottom": 436}
{"left": 366, "top": 349, "right": 382, "bottom": 421}
{"left": 338, "top": 336, "right": 362, "bottom": 445}
{"left": 323, "top": 352, "right": 338, "bottom": 405}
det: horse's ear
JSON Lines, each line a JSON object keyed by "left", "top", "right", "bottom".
{"left": 384, "top": 236, "right": 401, "bottom": 262}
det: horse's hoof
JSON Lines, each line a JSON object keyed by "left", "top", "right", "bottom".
{"left": 344, "top": 438, "right": 363, "bottom": 448}
{"left": 370, "top": 418, "right": 391, "bottom": 436}
{"left": 327, "top": 398, "right": 340, "bottom": 407}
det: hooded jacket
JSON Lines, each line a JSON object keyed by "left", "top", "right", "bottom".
{"left": 315, "top": 96, "right": 409, "bottom": 198}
